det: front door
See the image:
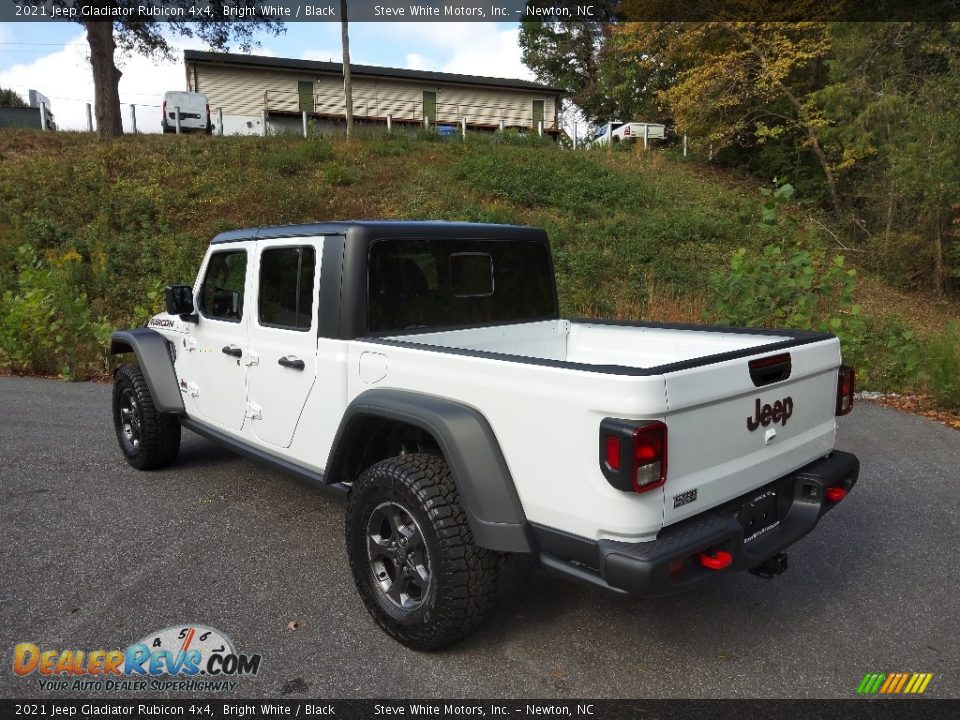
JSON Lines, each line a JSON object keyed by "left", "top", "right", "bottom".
{"left": 245, "top": 238, "right": 322, "bottom": 448}
{"left": 186, "top": 247, "right": 251, "bottom": 432}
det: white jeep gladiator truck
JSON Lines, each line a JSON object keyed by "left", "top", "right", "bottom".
{"left": 110, "top": 221, "right": 859, "bottom": 650}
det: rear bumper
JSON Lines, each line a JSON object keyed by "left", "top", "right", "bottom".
{"left": 538, "top": 450, "right": 860, "bottom": 596}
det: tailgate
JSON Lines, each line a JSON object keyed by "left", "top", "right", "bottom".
{"left": 661, "top": 337, "right": 841, "bottom": 526}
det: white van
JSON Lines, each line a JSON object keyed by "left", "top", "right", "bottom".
{"left": 161, "top": 91, "right": 211, "bottom": 134}
{"left": 593, "top": 121, "right": 666, "bottom": 146}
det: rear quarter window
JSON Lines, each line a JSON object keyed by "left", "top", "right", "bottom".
{"left": 367, "top": 238, "right": 556, "bottom": 333}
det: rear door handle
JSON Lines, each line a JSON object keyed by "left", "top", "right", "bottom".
{"left": 221, "top": 345, "right": 242, "bottom": 358}
{"left": 278, "top": 356, "right": 305, "bottom": 370}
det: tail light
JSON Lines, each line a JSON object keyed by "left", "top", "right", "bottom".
{"left": 599, "top": 419, "right": 668, "bottom": 493}
{"left": 836, "top": 365, "right": 855, "bottom": 416}
{"left": 206, "top": 103, "right": 211, "bottom": 121}
{"left": 162, "top": 100, "right": 167, "bottom": 118}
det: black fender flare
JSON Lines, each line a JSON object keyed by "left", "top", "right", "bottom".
{"left": 325, "top": 388, "right": 534, "bottom": 554}
{"left": 110, "top": 328, "right": 185, "bottom": 415}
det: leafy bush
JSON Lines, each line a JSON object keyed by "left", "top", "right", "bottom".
{"left": 856, "top": 318, "right": 924, "bottom": 392}
{"left": 0, "top": 245, "right": 112, "bottom": 379}
{"left": 258, "top": 147, "right": 308, "bottom": 175}
{"left": 301, "top": 138, "right": 335, "bottom": 162}
{"left": 369, "top": 133, "right": 411, "bottom": 157}
{"left": 323, "top": 162, "right": 354, "bottom": 186}
{"left": 925, "top": 324, "right": 960, "bottom": 409}
{"left": 705, "top": 244, "right": 865, "bottom": 362}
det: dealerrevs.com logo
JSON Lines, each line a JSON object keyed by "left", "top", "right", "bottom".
{"left": 13, "top": 624, "right": 261, "bottom": 692}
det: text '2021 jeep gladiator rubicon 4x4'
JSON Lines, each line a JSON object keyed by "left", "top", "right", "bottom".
{"left": 111, "top": 221, "right": 859, "bottom": 649}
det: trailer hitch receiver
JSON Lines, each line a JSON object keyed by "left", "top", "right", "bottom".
{"left": 749, "top": 553, "right": 789, "bottom": 579}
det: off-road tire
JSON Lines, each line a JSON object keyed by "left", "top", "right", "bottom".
{"left": 112, "top": 364, "right": 181, "bottom": 470}
{"left": 346, "top": 453, "right": 498, "bottom": 650}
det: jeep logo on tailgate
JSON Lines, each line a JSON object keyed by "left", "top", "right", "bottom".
{"left": 747, "top": 397, "right": 793, "bottom": 431}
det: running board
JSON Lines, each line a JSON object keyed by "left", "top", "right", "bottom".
{"left": 180, "top": 417, "right": 350, "bottom": 498}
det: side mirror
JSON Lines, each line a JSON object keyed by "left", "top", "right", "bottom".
{"left": 165, "top": 285, "right": 196, "bottom": 319}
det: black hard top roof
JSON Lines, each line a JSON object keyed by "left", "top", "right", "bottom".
{"left": 210, "top": 221, "right": 546, "bottom": 244}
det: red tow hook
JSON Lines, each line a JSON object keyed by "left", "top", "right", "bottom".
{"left": 825, "top": 486, "right": 847, "bottom": 502}
{"left": 699, "top": 550, "right": 733, "bottom": 571}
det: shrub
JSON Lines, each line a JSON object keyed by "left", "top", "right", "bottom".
{"left": 705, "top": 244, "right": 865, "bottom": 364}
{"left": 0, "top": 245, "right": 111, "bottom": 379}
{"left": 856, "top": 318, "right": 924, "bottom": 392}
{"left": 323, "top": 162, "right": 354, "bottom": 186}
{"left": 301, "top": 139, "right": 335, "bottom": 163}
{"left": 925, "top": 324, "right": 960, "bottom": 409}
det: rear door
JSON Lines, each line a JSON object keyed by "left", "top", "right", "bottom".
{"left": 245, "top": 237, "right": 322, "bottom": 448}
{"left": 660, "top": 337, "right": 842, "bottom": 526}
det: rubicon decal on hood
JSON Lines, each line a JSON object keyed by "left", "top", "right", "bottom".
{"left": 747, "top": 397, "right": 794, "bottom": 432}
{"left": 12, "top": 624, "right": 261, "bottom": 693}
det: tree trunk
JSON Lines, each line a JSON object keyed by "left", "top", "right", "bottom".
{"left": 780, "top": 86, "right": 841, "bottom": 217}
{"left": 85, "top": 21, "right": 123, "bottom": 139}
{"left": 340, "top": 0, "right": 354, "bottom": 137}
{"left": 933, "top": 210, "right": 945, "bottom": 296}
{"left": 885, "top": 177, "right": 896, "bottom": 237}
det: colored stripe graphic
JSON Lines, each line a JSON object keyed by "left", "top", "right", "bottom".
{"left": 857, "top": 673, "right": 932, "bottom": 695}
{"left": 858, "top": 673, "right": 885, "bottom": 694}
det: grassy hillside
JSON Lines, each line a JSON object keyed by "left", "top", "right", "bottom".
{"left": 0, "top": 129, "right": 957, "bottom": 406}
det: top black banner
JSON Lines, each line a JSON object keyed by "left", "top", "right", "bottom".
{"left": 6, "top": 0, "right": 960, "bottom": 23}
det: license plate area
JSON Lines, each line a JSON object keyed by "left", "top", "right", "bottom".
{"left": 739, "top": 489, "right": 780, "bottom": 543}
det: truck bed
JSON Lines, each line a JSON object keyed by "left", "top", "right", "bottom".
{"left": 374, "top": 319, "right": 817, "bottom": 374}
{"left": 360, "top": 318, "right": 841, "bottom": 536}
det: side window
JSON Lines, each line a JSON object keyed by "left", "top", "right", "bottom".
{"left": 199, "top": 250, "right": 247, "bottom": 322}
{"left": 258, "top": 247, "right": 316, "bottom": 331}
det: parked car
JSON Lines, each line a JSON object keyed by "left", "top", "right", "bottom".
{"left": 110, "top": 221, "right": 859, "bottom": 650}
{"left": 161, "top": 91, "right": 211, "bottom": 134}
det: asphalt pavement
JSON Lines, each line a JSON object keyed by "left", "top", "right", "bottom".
{"left": 1, "top": 376, "right": 958, "bottom": 698}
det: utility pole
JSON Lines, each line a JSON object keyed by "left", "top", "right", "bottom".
{"left": 340, "top": 0, "right": 354, "bottom": 137}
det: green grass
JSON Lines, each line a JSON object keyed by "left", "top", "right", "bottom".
{"left": 0, "top": 128, "right": 955, "bottom": 399}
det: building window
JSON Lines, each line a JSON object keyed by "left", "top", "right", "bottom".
{"left": 298, "top": 81, "right": 314, "bottom": 113}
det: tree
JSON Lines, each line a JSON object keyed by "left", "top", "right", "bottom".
{"left": 519, "top": 2, "right": 619, "bottom": 123}
{"left": 340, "top": 0, "right": 354, "bottom": 136}
{"left": 818, "top": 23, "right": 960, "bottom": 294}
{"left": 0, "top": 87, "right": 27, "bottom": 107}
{"left": 34, "top": 2, "right": 283, "bottom": 139}
{"left": 659, "top": 23, "right": 839, "bottom": 213}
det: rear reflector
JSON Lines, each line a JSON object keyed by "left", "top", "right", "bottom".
{"left": 825, "top": 486, "right": 847, "bottom": 502}
{"left": 836, "top": 365, "right": 855, "bottom": 416}
{"left": 699, "top": 550, "right": 732, "bottom": 570}
{"left": 604, "top": 436, "right": 621, "bottom": 471}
